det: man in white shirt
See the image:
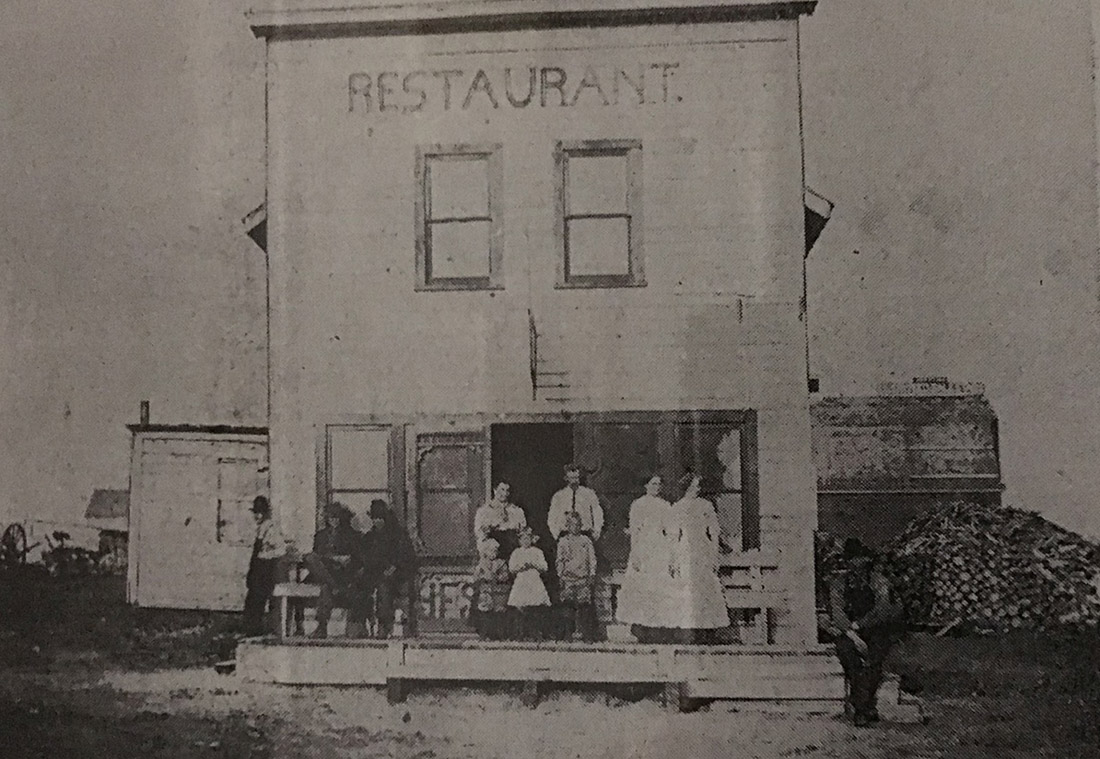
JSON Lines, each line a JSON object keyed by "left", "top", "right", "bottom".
{"left": 547, "top": 464, "right": 603, "bottom": 541}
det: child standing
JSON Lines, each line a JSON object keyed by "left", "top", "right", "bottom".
{"left": 508, "top": 527, "right": 550, "bottom": 640}
{"left": 470, "top": 538, "right": 511, "bottom": 640}
{"left": 556, "top": 511, "right": 598, "bottom": 641}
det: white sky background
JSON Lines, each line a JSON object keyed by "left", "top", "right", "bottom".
{"left": 2, "top": 1, "right": 1099, "bottom": 536}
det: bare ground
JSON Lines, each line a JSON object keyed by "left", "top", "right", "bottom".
{"left": 1, "top": 574, "right": 1098, "bottom": 758}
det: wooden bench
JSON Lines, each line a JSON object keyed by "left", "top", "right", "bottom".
{"left": 718, "top": 549, "right": 784, "bottom": 644}
{"left": 604, "top": 549, "right": 785, "bottom": 644}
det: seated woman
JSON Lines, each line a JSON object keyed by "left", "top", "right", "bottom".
{"left": 473, "top": 482, "right": 527, "bottom": 560}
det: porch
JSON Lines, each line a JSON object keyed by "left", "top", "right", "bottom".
{"left": 235, "top": 636, "right": 845, "bottom": 712}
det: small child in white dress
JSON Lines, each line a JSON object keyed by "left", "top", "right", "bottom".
{"left": 508, "top": 526, "right": 550, "bottom": 640}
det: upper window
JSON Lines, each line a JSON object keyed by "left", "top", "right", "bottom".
{"left": 555, "top": 140, "right": 644, "bottom": 288}
{"left": 415, "top": 145, "right": 503, "bottom": 291}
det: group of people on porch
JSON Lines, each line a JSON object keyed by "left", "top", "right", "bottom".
{"left": 242, "top": 496, "right": 417, "bottom": 639}
{"left": 244, "top": 463, "right": 734, "bottom": 643}
{"left": 470, "top": 464, "right": 733, "bottom": 644}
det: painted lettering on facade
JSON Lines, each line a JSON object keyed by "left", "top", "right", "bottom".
{"left": 418, "top": 572, "right": 474, "bottom": 621}
{"left": 349, "top": 63, "right": 681, "bottom": 114}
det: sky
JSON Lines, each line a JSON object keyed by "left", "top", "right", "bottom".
{"left": 2, "top": 0, "right": 1099, "bottom": 536}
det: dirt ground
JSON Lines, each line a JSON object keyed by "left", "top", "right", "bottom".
{"left": 2, "top": 574, "right": 1099, "bottom": 758}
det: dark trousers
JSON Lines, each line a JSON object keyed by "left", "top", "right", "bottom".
{"left": 560, "top": 602, "right": 598, "bottom": 641}
{"left": 243, "top": 557, "right": 278, "bottom": 636}
{"left": 305, "top": 554, "right": 371, "bottom": 637}
{"left": 368, "top": 577, "right": 397, "bottom": 638}
{"left": 513, "top": 606, "right": 550, "bottom": 641}
{"left": 836, "top": 632, "right": 892, "bottom": 720}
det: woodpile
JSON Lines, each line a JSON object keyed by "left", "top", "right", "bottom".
{"left": 884, "top": 501, "right": 1100, "bottom": 630}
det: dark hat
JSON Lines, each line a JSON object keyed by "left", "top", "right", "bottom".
{"left": 250, "top": 495, "right": 271, "bottom": 515}
{"left": 842, "top": 537, "right": 873, "bottom": 561}
{"left": 369, "top": 499, "right": 389, "bottom": 518}
{"left": 326, "top": 502, "right": 352, "bottom": 521}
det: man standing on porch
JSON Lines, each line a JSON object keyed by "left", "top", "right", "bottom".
{"left": 548, "top": 464, "right": 604, "bottom": 542}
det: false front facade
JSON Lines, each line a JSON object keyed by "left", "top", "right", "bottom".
{"left": 254, "top": 0, "right": 820, "bottom": 645}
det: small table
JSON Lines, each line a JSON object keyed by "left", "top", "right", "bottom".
{"left": 272, "top": 582, "right": 321, "bottom": 638}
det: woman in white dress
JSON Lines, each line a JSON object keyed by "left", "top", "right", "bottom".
{"left": 617, "top": 474, "right": 677, "bottom": 643}
{"left": 668, "top": 472, "right": 730, "bottom": 643}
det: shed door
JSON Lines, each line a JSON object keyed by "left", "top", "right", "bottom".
{"left": 133, "top": 437, "right": 267, "bottom": 610}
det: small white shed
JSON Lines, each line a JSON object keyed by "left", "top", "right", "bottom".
{"left": 127, "top": 424, "right": 269, "bottom": 610}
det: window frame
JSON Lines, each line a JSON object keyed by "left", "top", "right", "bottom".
{"left": 554, "top": 139, "right": 645, "bottom": 289}
{"left": 414, "top": 144, "right": 504, "bottom": 292}
{"left": 319, "top": 423, "right": 406, "bottom": 535}
{"left": 413, "top": 430, "right": 487, "bottom": 565}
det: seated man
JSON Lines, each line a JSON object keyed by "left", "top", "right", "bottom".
{"left": 823, "top": 538, "right": 904, "bottom": 727}
{"left": 361, "top": 499, "right": 418, "bottom": 639}
{"left": 304, "top": 502, "right": 371, "bottom": 638}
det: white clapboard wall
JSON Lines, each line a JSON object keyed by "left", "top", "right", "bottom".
{"left": 128, "top": 427, "right": 268, "bottom": 610}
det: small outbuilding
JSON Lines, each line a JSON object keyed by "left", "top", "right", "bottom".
{"left": 126, "top": 424, "right": 268, "bottom": 610}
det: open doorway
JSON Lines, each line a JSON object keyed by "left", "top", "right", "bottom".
{"left": 490, "top": 423, "right": 573, "bottom": 546}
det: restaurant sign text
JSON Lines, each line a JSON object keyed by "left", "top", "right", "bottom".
{"left": 349, "top": 63, "right": 681, "bottom": 114}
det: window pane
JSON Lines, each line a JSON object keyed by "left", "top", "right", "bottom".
{"left": 430, "top": 157, "right": 489, "bottom": 218}
{"left": 419, "top": 492, "right": 475, "bottom": 557}
{"left": 567, "top": 217, "right": 630, "bottom": 277}
{"left": 679, "top": 423, "right": 742, "bottom": 493}
{"left": 419, "top": 446, "right": 470, "bottom": 490}
{"left": 330, "top": 490, "right": 391, "bottom": 533}
{"left": 714, "top": 492, "right": 743, "bottom": 551}
{"left": 330, "top": 427, "right": 390, "bottom": 490}
{"left": 567, "top": 154, "right": 627, "bottom": 215}
{"left": 429, "top": 220, "right": 491, "bottom": 280}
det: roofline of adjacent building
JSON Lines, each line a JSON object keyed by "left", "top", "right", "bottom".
{"left": 126, "top": 424, "right": 269, "bottom": 436}
{"left": 818, "top": 487, "right": 1006, "bottom": 495}
{"left": 248, "top": 0, "right": 817, "bottom": 40}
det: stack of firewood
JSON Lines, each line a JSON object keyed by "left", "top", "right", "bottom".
{"left": 884, "top": 501, "right": 1100, "bottom": 630}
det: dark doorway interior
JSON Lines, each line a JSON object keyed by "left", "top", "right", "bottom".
{"left": 490, "top": 423, "right": 574, "bottom": 549}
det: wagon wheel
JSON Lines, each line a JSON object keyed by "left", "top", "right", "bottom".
{"left": 0, "top": 523, "right": 29, "bottom": 567}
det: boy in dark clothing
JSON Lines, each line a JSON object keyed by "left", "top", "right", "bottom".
{"left": 825, "top": 538, "right": 903, "bottom": 727}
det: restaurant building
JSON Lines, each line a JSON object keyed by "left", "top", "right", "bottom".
{"left": 237, "top": 0, "right": 837, "bottom": 699}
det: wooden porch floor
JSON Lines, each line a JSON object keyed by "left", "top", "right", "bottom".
{"left": 236, "top": 637, "right": 845, "bottom": 710}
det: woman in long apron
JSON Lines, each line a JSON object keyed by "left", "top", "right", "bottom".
{"left": 617, "top": 474, "right": 678, "bottom": 643}
{"left": 668, "top": 473, "right": 730, "bottom": 643}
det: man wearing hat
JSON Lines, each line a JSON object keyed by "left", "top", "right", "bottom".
{"left": 825, "top": 537, "right": 903, "bottom": 726}
{"left": 360, "top": 499, "right": 418, "bottom": 639}
{"left": 305, "top": 502, "right": 371, "bottom": 638}
{"left": 243, "top": 495, "right": 290, "bottom": 636}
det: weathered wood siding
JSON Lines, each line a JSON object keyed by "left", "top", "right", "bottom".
{"left": 128, "top": 431, "right": 268, "bottom": 609}
{"left": 264, "top": 13, "right": 817, "bottom": 641}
